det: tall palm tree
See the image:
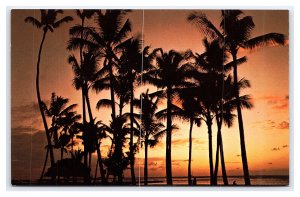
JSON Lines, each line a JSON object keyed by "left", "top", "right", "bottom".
{"left": 69, "top": 9, "right": 96, "bottom": 171}
{"left": 143, "top": 49, "right": 192, "bottom": 185}
{"left": 212, "top": 76, "right": 253, "bottom": 185}
{"left": 117, "top": 36, "right": 144, "bottom": 185}
{"left": 134, "top": 90, "right": 165, "bottom": 185}
{"left": 176, "top": 89, "right": 202, "bottom": 185}
{"left": 68, "top": 50, "right": 107, "bottom": 183}
{"left": 68, "top": 10, "right": 132, "bottom": 123}
{"left": 24, "top": 10, "right": 73, "bottom": 175}
{"left": 193, "top": 38, "right": 229, "bottom": 185}
{"left": 68, "top": 10, "right": 133, "bottom": 183}
{"left": 187, "top": 10, "right": 285, "bottom": 185}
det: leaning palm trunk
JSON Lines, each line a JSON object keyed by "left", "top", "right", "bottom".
{"left": 232, "top": 52, "right": 251, "bottom": 185}
{"left": 207, "top": 116, "right": 214, "bottom": 185}
{"left": 219, "top": 130, "right": 228, "bottom": 185}
{"left": 129, "top": 84, "right": 136, "bottom": 185}
{"left": 188, "top": 118, "right": 194, "bottom": 185}
{"left": 166, "top": 87, "right": 173, "bottom": 185}
{"left": 39, "top": 147, "right": 49, "bottom": 181}
{"left": 212, "top": 118, "right": 228, "bottom": 185}
{"left": 212, "top": 131, "right": 220, "bottom": 185}
{"left": 36, "top": 29, "right": 55, "bottom": 178}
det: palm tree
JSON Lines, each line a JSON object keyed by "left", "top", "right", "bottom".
{"left": 68, "top": 50, "right": 107, "bottom": 183}
{"left": 69, "top": 9, "right": 96, "bottom": 171}
{"left": 143, "top": 49, "right": 192, "bottom": 185}
{"left": 68, "top": 10, "right": 133, "bottom": 183}
{"left": 41, "top": 92, "right": 79, "bottom": 180}
{"left": 134, "top": 90, "right": 165, "bottom": 185}
{"left": 117, "top": 36, "right": 145, "bottom": 185}
{"left": 175, "top": 89, "right": 202, "bottom": 185}
{"left": 193, "top": 38, "right": 229, "bottom": 185}
{"left": 212, "top": 76, "right": 253, "bottom": 185}
{"left": 187, "top": 10, "right": 285, "bottom": 185}
{"left": 24, "top": 10, "right": 73, "bottom": 175}
{"left": 99, "top": 114, "right": 132, "bottom": 184}
{"left": 68, "top": 10, "right": 132, "bottom": 123}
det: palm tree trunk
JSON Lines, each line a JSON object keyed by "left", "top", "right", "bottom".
{"left": 207, "top": 116, "right": 214, "bottom": 185}
{"left": 58, "top": 147, "right": 64, "bottom": 182}
{"left": 219, "top": 130, "right": 228, "bottom": 185}
{"left": 82, "top": 89, "right": 88, "bottom": 169}
{"left": 94, "top": 158, "right": 99, "bottom": 183}
{"left": 79, "top": 17, "right": 88, "bottom": 173}
{"left": 144, "top": 139, "right": 148, "bottom": 186}
{"left": 166, "top": 87, "right": 172, "bottom": 185}
{"left": 39, "top": 147, "right": 49, "bottom": 181}
{"left": 232, "top": 52, "right": 251, "bottom": 185}
{"left": 96, "top": 142, "right": 106, "bottom": 184}
{"left": 36, "top": 29, "right": 55, "bottom": 174}
{"left": 129, "top": 84, "right": 136, "bottom": 185}
{"left": 88, "top": 152, "right": 92, "bottom": 170}
{"left": 108, "top": 59, "right": 116, "bottom": 120}
{"left": 188, "top": 118, "right": 194, "bottom": 186}
{"left": 212, "top": 119, "right": 221, "bottom": 185}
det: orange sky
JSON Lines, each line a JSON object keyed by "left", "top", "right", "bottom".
{"left": 11, "top": 10, "right": 289, "bottom": 180}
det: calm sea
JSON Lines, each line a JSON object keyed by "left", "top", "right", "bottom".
{"left": 138, "top": 176, "right": 289, "bottom": 186}
{"left": 12, "top": 175, "right": 289, "bottom": 186}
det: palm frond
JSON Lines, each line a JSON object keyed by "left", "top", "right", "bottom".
{"left": 243, "top": 33, "right": 286, "bottom": 50}
{"left": 24, "top": 16, "right": 42, "bottom": 28}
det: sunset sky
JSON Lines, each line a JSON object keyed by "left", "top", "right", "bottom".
{"left": 11, "top": 9, "right": 289, "bottom": 181}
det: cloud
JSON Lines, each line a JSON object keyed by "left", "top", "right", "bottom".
{"left": 236, "top": 154, "right": 240, "bottom": 157}
{"left": 11, "top": 129, "right": 49, "bottom": 180}
{"left": 268, "top": 162, "right": 273, "bottom": 165}
{"left": 282, "top": 145, "right": 288, "bottom": 148}
{"left": 253, "top": 119, "right": 289, "bottom": 131}
{"left": 255, "top": 95, "right": 289, "bottom": 110}
{"left": 271, "top": 147, "right": 280, "bottom": 151}
{"left": 11, "top": 102, "right": 45, "bottom": 129}
{"left": 172, "top": 138, "right": 205, "bottom": 148}
{"left": 278, "top": 121, "right": 289, "bottom": 129}
{"left": 11, "top": 126, "right": 40, "bottom": 135}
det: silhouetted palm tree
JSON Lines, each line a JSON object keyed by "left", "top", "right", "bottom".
{"left": 134, "top": 90, "right": 165, "bottom": 185}
{"left": 41, "top": 93, "right": 79, "bottom": 180}
{"left": 192, "top": 38, "right": 229, "bottom": 185}
{"left": 187, "top": 10, "right": 285, "bottom": 185}
{"left": 143, "top": 49, "right": 193, "bottom": 185}
{"left": 212, "top": 76, "right": 253, "bottom": 185}
{"left": 69, "top": 9, "right": 96, "bottom": 171}
{"left": 68, "top": 10, "right": 133, "bottom": 183}
{"left": 175, "top": 89, "right": 202, "bottom": 185}
{"left": 99, "top": 114, "right": 132, "bottom": 184}
{"left": 69, "top": 10, "right": 132, "bottom": 122}
{"left": 117, "top": 36, "right": 144, "bottom": 184}
{"left": 68, "top": 50, "right": 107, "bottom": 183}
{"left": 24, "top": 10, "right": 73, "bottom": 176}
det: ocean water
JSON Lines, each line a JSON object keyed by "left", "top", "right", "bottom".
{"left": 142, "top": 176, "right": 289, "bottom": 186}
{"left": 12, "top": 175, "right": 289, "bottom": 186}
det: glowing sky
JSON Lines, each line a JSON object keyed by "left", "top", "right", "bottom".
{"left": 11, "top": 9, "right": 289, "bottom": 181}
